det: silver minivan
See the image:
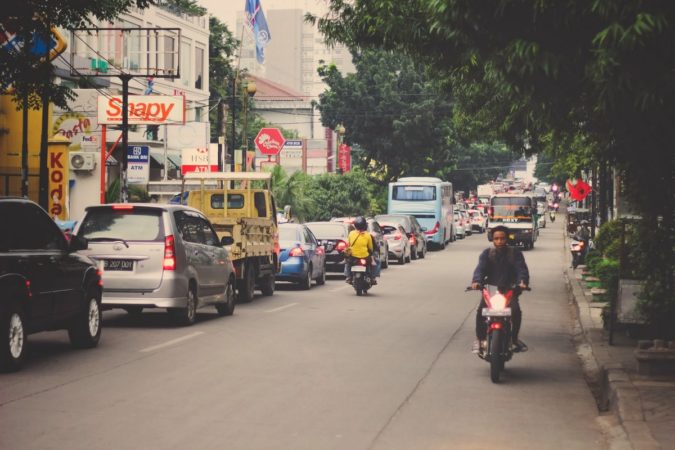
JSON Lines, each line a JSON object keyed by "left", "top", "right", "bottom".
{"left": 75, "top": 203, "right": 236, "bottom": 325}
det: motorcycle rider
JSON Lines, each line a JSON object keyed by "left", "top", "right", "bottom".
{"left": 572, "top": 220, "right": 591, "bottom": 266}
{"left": 471, "top": 225, "right": 530, "bottom": 354}
{"left": 344, "top": 216, "right": 376, "bottom": 285}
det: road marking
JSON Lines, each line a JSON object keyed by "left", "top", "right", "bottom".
{"left": 140, "top": 331, "right": 204, "bottom": 353}
{"left": 265, "top": 303, "right": 298, "bottom": 313}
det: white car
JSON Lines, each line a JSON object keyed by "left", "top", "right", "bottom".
{"left": 468, "top": 209, "right": 487, "bottom": 233}
{"left": 453, "top": 212, "right": 466, "bottom": 239}
{"left": 459, "top": 210, "right": 473, "bottom": 236}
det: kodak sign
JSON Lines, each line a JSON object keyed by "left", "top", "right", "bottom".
{"left": 98, "top": 95, "right": 185, "bottom": 125}
{"left": 48, "top": 148, "right": 69, "bottom": 220}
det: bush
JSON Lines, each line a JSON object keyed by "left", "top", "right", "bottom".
{"left": 592, "top": 257, "right": 620, "bottom": 303}
{"left": 593, "top": 220, "right": 623, "bottom": 259}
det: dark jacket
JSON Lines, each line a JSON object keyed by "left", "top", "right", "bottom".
{"left": 472, "top": 246, "right": 530, "bottom": 288}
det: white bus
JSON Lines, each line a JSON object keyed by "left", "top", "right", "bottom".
{"left": 387, "top": 177, "right": 454, "bottom": 249}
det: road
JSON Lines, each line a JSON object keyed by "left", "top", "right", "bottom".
{"left": 0, "top": 220, "right": 606, "bottom": 450}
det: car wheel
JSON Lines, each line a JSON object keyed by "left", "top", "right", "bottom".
{"left": 237, "top": 263, "right": 256, "bottom": 303}
{"left": 216, "top": 278, "right": 236, "bottom": 316}
{"left": 69, "top": 287, "right": 102, "bottom": 348}
{"left": 299, "top": 265, "right": 312, "bottom": 290}
{"left": 419, "top": 244, "right": 427, "bottom": 259}
{"left": 411, "top": 247, "right": 418, "bottom": 260}
{"left": 260, "top": 273, "right": 275, "bottom": 296}
{"left": 382, "top": 250, "right": 389, "bottom": 269}
{"left": 170, "top": 285, "right": 197, "bottom": 326}
{"left": 0, "top": 304, "right": 26, "bottom": 372}
{"left": 398, "top": 253, "right": 405, "bottom": 264}
{"left": 316, "top": 266, "right": 326, "bottom": 285}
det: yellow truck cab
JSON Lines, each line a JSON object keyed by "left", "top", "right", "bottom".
{"left": 179, "top": 172, "right": 278, "bottom": 302}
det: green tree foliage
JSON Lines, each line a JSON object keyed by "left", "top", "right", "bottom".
{"left": 270, "top": 165, "right": 315, "bottom": 222}
{"left": 1, "top": 0, "right": 155, "bottom": 109}
{"left": 305, "top": 170, "right": 375, "bottom": 221}
{"left": 310, "top": 0, "right": 674, "bottom": 336}
{"left": 208, "top": 16, "right": 238, "bottom": 143}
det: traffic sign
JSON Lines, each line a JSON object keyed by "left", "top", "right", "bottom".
{"left": 254, "top": 128, "right": 286, "bottom": 156}
{"left": 127, "top": 146, "right": 149, "bottom": 183}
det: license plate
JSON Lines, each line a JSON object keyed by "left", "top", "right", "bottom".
{"left": 482, "top": 307, "right": 512, "bottom": 317}
{"left": 351, "top": 266, "right": 366, "bottom": 272}
{"left": 103, "top": 259, "right": 134, "bottom": 271}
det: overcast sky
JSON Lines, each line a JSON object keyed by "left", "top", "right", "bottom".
{"left": 197, "top": 0, "right": 328, "bottom": 32}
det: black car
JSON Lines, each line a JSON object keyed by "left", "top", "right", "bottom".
{"left": 374, "top": 214, "right": 427, "bottom": 260}
{"left": 0, "top": 198, "right": 102, "bottom": 372}
{"left": 305, "top": 222, "right": 354, "bottom": 274}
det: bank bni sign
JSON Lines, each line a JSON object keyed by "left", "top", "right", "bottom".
{"left": 127, "top": 146, "right": 150, "bottom": 184}
{"left": 97, "top": 95, "right": 186, "bottom": 125}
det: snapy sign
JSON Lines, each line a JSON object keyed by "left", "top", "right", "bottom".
{"left": 98, "top": 95, "right": 185, "bottom": 125}
{"left": 254, "top": 128, "right": 286, "bottom": 156}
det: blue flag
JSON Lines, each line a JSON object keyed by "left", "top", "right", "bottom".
{"left": 245, "top": 0, "right": 271, "bottom": 64}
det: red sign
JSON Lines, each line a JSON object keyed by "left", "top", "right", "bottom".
{"left": 181, "top": 148, "right": 216, "bottom": 175}
{"left": 254, "top": 128, "right": 286, "bottom": 156}
{"left": 338, "top": 144, "right": 351, "bottom": 173}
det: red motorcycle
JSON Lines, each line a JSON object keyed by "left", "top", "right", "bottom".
{"left": 467, "top": 284, "right": 530, "bottom": 383}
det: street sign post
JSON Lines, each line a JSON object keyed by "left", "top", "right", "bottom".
{"left": 254, "top": 128, "right": 286, "bottom": 156}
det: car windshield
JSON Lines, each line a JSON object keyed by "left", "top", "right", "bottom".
{"left": 392, "top": 185, "right": 436, "bottom": 201}
{"left": 279, "top": 226, "right": 299, "bottom": 241}
{"left": 491, "top": 197, "right": 533, "bottom": 218}
{"left": 376, "top": 215, "right": 410, "bottom": 231}
{"left": 306, "top": 223, "right": 347, "bottom": 239}
{"left": 78, "top": 208, "right": 164, "bottom": 242}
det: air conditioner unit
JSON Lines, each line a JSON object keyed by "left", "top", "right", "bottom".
{"left": 69, "top": 152, "right": 97, "bottom": 171}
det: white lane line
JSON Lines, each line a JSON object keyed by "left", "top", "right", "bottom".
{"left": 140, "top": 331, "right": 204, "bottom": 353}
{"left": 265, "top": 303, "right": 299, "bottom": 313}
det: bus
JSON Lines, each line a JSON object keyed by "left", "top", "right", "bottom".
{"left": 488, "top": 193, "right": 538, "bottom": 249}
{"left": 387, "top": 177, "right": 454, "bottom": 249}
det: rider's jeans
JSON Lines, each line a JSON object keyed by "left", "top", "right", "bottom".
{"left": 475, "top": 295, "right": 522, "bottom": 341}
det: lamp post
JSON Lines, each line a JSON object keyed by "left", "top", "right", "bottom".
{"left": 242, "top": 79, "right": 257, "bottom": 172}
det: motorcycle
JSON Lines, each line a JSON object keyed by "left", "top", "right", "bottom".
{"left": 549, "top": 211, "right": 556, "bottom": 222}
{"left": 350, "top": 256, "right": 373, "bottom": 296}
{"left": 570, "top": 239, "right": 586, "bottom": 268}
{"left": 467, "top": 285, "right": 530, "bottom": 383}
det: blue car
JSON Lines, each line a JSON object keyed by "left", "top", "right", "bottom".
{"left": 277, "top": 223, "right": 327, "bottom": 289}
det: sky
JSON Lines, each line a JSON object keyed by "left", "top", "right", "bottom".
{"left": 197, "top": 0, "right": 329, "bottom": 32}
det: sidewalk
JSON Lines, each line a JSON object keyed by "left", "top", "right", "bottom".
{"left": 566, "top": 262, "right": 675, "bottom": 449}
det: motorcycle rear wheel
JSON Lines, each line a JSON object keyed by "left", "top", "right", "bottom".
{"left": 489, "top": 329, "right": 503, "bottom": 383}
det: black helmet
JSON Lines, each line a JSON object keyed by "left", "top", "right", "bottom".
{"left": 354, "top": 216, "right": 368, "bottom": 231}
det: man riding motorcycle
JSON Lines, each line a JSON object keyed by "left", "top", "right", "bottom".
{"left": 471, "top": 225, "right": 530, "bottom": 354}
{"left": 345, "top": 216, "right": 377, "bottom": 285}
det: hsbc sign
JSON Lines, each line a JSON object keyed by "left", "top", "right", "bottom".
{"left": 98, "top": 95, "right": 185, "bottom": 125}
{"left": 254, "top": 128, "right": 286, "bottom": 156}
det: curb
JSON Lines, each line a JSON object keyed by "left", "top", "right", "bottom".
{"left": 565, "top": 268, "right": 662, "bottom": 450}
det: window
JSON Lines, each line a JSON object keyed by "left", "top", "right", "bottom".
{"left": 303, "top": 228, "right": 316, "bottom": 245}
{"left": 279, "top": 227, "right": 298, "bottom": 242}
{"left": 198, "top": 218, "right": 219, "bottom": 246}
{"left": 195, "top": 107, "right": 203, "bottom": 122}
{"left": 0, "top": 203, "right": 65, "bottom": 251}
{"left": 211, "top": 194, "right": 244, "bottom": 209}
{"left": 392, "top": 185, "right": 436, "bottom": 201}
{"left": 164, "top": 36, "right": 175, "bottom": 76}
{"left": 174, "top": 211, "right": 201, "bottom": 243}
{"left": 254, "top": 192, "right": 267, "bottom": 217}
{"left": 195, "top": 47, "right": 204, "bottom": 90}
{"left": 79, "top": 208, "right": 164, "bottom": 242}
{"left": 180, "top": 41, "right": 190, "bottom": 86}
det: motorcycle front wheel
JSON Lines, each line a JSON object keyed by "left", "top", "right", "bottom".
{"left": 489, "top": 329, "right": 503, "bottom": 383}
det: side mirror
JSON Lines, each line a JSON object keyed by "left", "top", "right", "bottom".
{"left": 221, "top": 236, "right": 235, "bottom": 246}
{"left": 69, "top": 235, "right": 89, "bottom": 252}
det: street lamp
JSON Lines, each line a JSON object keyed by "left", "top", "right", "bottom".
{"left": 242, "top": 79, "right": 257, "bottom": 172}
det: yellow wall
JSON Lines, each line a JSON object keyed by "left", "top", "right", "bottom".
{"left": 0, "top": 95, "right": 50, "bottom": 199}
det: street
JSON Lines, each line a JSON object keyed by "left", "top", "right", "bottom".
{"left": 0, "top": 220, "right": 605, "bottom": 450}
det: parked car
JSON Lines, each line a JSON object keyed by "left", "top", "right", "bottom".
{"left": 0, "top": 198, "right": 102, "bottom": 372}
{"left": 380, "top": 222, "right": 411, "bottom": 264}
{"left": 75, "top": 203, "right": 236, "bottom": 326}
{"left": 375, "top": 214, "right": 427, "bottom": 259}
{"left": 277, "top": 223, "right": 326, "bottom": 289}
{"left": 305, "top": 222, "right": 354, "bottom": 274}
{"left": 453, "top": 211, "right": 466, "bottom": 239}
{"left": 468, "top": 209, "right": 487, "bottom": 233}
{"left": 330, "top": 217, "right": 389, "bottom": 269}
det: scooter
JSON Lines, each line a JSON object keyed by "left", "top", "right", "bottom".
{"left": 467, "top": 285, "right": 530, "bottom": 383}
{"left": 350, "top": 256, "right": 373, "bottom": 296}
{"left": 570, "top": 239, "right": 586, "bottom": 268}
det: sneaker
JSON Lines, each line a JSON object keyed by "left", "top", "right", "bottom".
{"left": 345, "top": 277, "right": 352, "bottom": 284}
{"left": 371, "top": 279, "right": 378, "bottom": 285}
{"left": 512, "top": 339, "right": 528, "bottom": 353}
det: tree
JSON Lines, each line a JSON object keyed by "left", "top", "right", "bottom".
{"left": 305, "top": 170, "right": 375, "bottom": 221}
{"left": 310, "top": 0, "right": 674, "bottom": 335}
{"left": 1, "top": 0, "right": 155, "bottom": 109}
{"left": 208, "top": 16, "right": 238, "bottom": 143}
{"left": 270, "top": 166, "right": 314, "bottom": 222}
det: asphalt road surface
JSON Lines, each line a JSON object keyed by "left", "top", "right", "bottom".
{"left": 1, "top": 219, "right": 606, "bottom": 450}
